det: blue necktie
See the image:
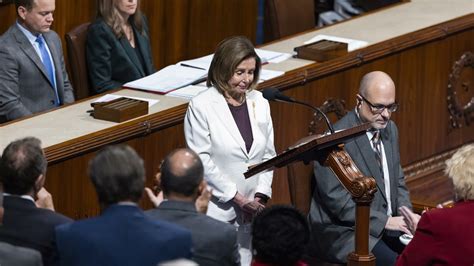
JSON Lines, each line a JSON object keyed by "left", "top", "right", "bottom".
{"left": 35, "top": 35, "right": 60, "bottom": 105}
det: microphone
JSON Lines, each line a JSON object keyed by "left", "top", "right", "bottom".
{"left": 263, "top": 88, "right": 335, "bottom": 134}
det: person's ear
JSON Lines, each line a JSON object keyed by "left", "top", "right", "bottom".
{"left": 17, "top": 6, "right": 28, "bottom": 20}
{"left": 356, "top": 94, "right": 363, "bottom": 108}
{"left": 155, "top": 172, "right": 162, "bottom": 190}
{"left": 34, "top": 174, "right": 45, "bottom": 193}
{"left": 197, "top": 180, "right": 206, "bottom": 196}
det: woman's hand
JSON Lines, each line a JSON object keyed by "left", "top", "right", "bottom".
{"left": 233, "top": 193, "right": 264, "bottom": 223}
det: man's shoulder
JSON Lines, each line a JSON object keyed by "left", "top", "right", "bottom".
{"left": 0, "top": 25, "right": 19, "bottom": 46}
{"left": 185, "top": 213, "right": 237, "bottom": 241}
{"left": 333, "top": 110, "right": 358, "bottom": 130}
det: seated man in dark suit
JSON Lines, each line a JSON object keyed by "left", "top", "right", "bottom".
{"left": 308, "top": 71, "right": 412, "bottom": 265}
{"left": 0, "top": 0, "right": 74, "bottom": 122}
{"left": 146, "top": 148, "right": 240, "bottom": 266}
{"left": 0, "top": 137, "right": 73, "bottom": 265}
{"left": 55, "top": 145, "right": 193, "bottom": 266}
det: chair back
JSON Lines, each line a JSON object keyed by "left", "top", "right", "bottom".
{"left": 65, "top": 23, "right": 91, "bottom": 100}
{"left": 264, "top": 0, "right": 315, "bottom": 42}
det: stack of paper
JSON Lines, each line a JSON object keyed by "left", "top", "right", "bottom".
{"left": 124, "top": 64, "right": 207, "bottom": 94}
{"left": 166, "top": 85, "right": 209, "bottom": 100}
{"left": 179, "top": 54, "right": 214, "bottom": 71}
{"left": 259, "top": 69, "right": 285, "bottom": 82}
{"left": 255, "top": 49, "right": 292, "bottom": 64}
{"left": 177, "top": 48, "right": 292, "bottom": 72}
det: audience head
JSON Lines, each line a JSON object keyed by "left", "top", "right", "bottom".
{"left": 97, "top": 0, "right": 144, "bottom": 38}
{"left": 160, "top": 148, "right": 204, "bottom": 200}
{"left": 0, "top": 137, "right": 46, "bottom": 196}
{"left": 357, "top": 71, "right": 398, "bottom": 130}
{"left": 15, "top": 0, "right": 55, "bottom": 34}
{"left": 445, "top": 144, "right": 474, "bottom": 201}
{"left": 88, "top": 145, "right": 145, "bottom": 206}
{"left": 252, "top": 205, "right": 310, "bottom": 266}
{"left": 207, "top": 36, "right": 261, "bottom": 98}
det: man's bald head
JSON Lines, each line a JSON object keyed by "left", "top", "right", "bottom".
{"left": 357, "top": 71, "right": 397, "bottom": 129}
{"left": 359, "top": 71, "right": 395, "bottom": 97}
{"left": 160, "top": 148, "right": 204, "bottom": 197}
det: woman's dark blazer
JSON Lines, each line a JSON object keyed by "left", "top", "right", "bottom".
{"left": 86, "top": 17, "right": 155, "bottom": 94}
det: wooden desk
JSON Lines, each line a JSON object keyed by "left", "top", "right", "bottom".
{"left": 1, "top": 0, "right": 473, "bottom": 218}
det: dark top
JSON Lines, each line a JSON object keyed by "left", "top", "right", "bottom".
{"left": 0, "top": 196, "right": 73, "bottom": 266}
{"left": 228, "top": 101, "right": 253, "bottom": 152}
{"left": 146, "top": 201, "right": 240, "bottom": 266}
{"left": 86, "top": 17, "right": 155, "bottom": 94}
{"left": 55, "top": 204, "right": 192, "bottom": 266}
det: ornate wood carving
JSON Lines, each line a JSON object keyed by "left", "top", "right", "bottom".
{"left": 324, "top": 146, "right": 377, "bottom": 265}
{"left": 309, "top": 98, "right": 347, "bottom": 135}
{"left": 447, "top": 51, "right": 474, "bottom": 129}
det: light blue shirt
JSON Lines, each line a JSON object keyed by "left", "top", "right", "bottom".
{"left": 16, "top": 21, "right": 58, "bottom": 92}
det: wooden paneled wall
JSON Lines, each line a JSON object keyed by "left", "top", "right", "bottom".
{"left": 0, "top": 0, "right": 258, "bottom": 69}
{"left": 268, "top": 27, "right": 474, "bottom": 212}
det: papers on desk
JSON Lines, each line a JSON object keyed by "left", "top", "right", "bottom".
{"left": 259, "top": 69, "right": 284, "bottom": 82}
{"left": 179, "top": 54, "right": 214, "bottom": 71}
{"left": 124, "top": 48, "right": 289, "bottom": 95}
{"left": 304, "top": 34, "right": 368, "bottom": 52}
{"left": 166, "top": 85, "right": 209, "bottom": 100}
{"left": 93, "top": 94, "right": 159, "bottom": 108}
{"left": 124, "top": 64, "right": 207, "bottom": 94}
{"left": 255, "top": 49, "right": 292, "bottom": 64}
{"left": 177, "top": 49, "right": 292, "bottom": 72}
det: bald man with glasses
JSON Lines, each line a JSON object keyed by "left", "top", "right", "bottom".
{"left": 308, "top": 71, "right": 412, "bottom": 266}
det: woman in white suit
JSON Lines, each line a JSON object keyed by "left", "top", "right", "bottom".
{"left": 184, "top": 36, "right": 276, "bottom": 265}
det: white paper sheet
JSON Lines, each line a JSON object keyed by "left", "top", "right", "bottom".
{"left": 166, "top": 85, "right": 209, "bottom": 100}
{"left": 124, "top": 64, "right": 207, "bottom": 94}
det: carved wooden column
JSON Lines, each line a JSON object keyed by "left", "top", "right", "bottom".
{"left": 324, "top": 144, "right": 378, "bottom": 266}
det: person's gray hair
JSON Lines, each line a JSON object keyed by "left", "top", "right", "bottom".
{"left": 445, "top": 144, "right": 474, "bottom": 200}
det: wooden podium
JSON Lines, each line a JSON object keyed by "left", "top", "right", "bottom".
{"left": 245, "top": 123, "right": 377, "bottom": 266}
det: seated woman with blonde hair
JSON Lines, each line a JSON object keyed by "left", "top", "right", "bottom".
{"left": 87, "top": 0, "right": 155, "bottom": 94}
{"left": 396, "top": 144, "right": 474, "bottom": 266}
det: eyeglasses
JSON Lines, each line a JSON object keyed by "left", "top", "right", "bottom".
{"left": 359, "top": 95, "right": 399, "bottom": 114}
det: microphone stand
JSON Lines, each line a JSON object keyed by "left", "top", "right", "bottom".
{"left": 289, "top": 99, "right": 335, "bottom": 134}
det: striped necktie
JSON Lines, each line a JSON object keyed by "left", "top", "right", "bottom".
{"left": 35, "top": 35, "right": 60, "bottom": 105}
{"left": 372, "top": 130, "right": 383, "bottom": 172}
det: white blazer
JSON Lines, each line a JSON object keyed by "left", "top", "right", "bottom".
{"left": 184, "top": 87, "right": 276, "bottom": 222}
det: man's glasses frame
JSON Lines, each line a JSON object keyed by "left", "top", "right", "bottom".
{"left": 359, "top": 95, "right": 399, "bottom": 114}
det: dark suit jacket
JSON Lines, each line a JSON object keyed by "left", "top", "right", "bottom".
{"left": 308, "top": 110, "right": 412, "bottom": 263}
{"left": 147, "top": 200, "right": 240, "bottom": 266}
{"left": 0, "top": 196, "right": 73, "bottom": 266}
{"left": 0, "top": 241, "right": 43, "bottom": 266}
{"left": 86, "top": 17, "right": 155, "bottom": 94}
{"left": 0, "top": 23, "right": 74, "bottom": 122}
{"left": 55, "top": 204, "right": 192, "bottom": 266}
{"left": 396, "top": 200, "right": 474, "bottom": 266}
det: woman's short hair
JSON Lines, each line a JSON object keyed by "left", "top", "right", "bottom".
{"left": 207, "top": 36, "right": 261, "bottom": 95}
{"left": 445, "top": 144, "right": 474, "bottom": 201}
{"left": 96, "top": 0, "right": 145, "bottom": 38}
